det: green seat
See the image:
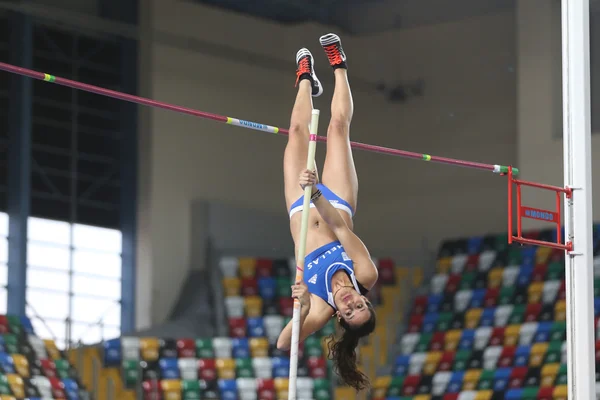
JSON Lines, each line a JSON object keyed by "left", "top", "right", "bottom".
{"left": 522, "top": 387, "right": 539, "bottom": 400}
{"left": 477, "top": 369, "right": 494, "bottom": 390}
{"left": 6, "top": 316, "right": 21, "bottom": 336}
{"left": 182, "top": 379, "right": 201, "bottom": 400}
{"left": 546, "top": 261, "right": 564, "bottom": 280}
{"left": 276, "top": 277, "right": 292, "bottom": 298}
{"left": 453, "top": 349, "right": 472, "bottom": 371}
{"left": 544, "top": 341, "right": 563, "bottom": 364}
{"left": 494, "top": 234, "right": 508, "bottom": 252}
{"left": 499, "top": 286, "right": 515, "bottom": 305}
{"left": 54, "top": 359, "right": 70, "bottom": 379}
{"left": 235, "top": 358, "right": 253, "bottom": 378}
{"left": 508, "top": 304, "right": 525, "bottom": 324}
{"left": 460, "top": 272, "right": 476, "bottom": 290}
{"left": 121, "top": 360, "right": 139, "bottom": 389}
{"left": 319, "top": 320, "right": 335, "bottom": 337}
{"left": 313, "top": 378, "right": 331, "bottom": 400}
{"left": 3, "top": 334, "right": 18, "bottom": 354}
{"left": 550, "top": 321, "right": 566, "bottom": 342}
{"left": 508, "top": 247, "right": 522, "bottom": 265}
{"left": 196, "top": 338, "right": 214, "bottom": 358}
{"left": 436, "top": 312, "right": 454, "bottom": 331}
{"left": 556, "top": 364, "right": 567, "bottom": 385}
{"left": 0, "top": 374, "right": 10, "bottom": 395}
{"left": 304, "top": 336, "right": 323, "bottom": 357}
{"left": 386, "top": 376, "right": 404, "bottom": 397}
{"left": 415, "top": 333, "right": 432, "bottom": 352}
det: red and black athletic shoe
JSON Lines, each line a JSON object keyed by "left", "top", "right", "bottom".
{"left": 319, "top": 33, "right": 347, "bottom": 70}
{"left": 295, "top": 48, "right": 323, "bottom": 97}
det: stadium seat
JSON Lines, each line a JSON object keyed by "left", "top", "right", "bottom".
{"left": 161, "top": 379, "right": 182, "bottom": 400}
{"left": 223, "top": 278, "right": 242, "bottom": 297}
{"left": 178, "top": 358, "right": 197, "bottom": 381}
{"left": 236, "top": 377, "right": 257, "bottom": 400}
{"left": 247, "top": 317, "right": 265, "bottom": 338}
{"left": 196, "top": 338, "right": 214, "bottom": 358}
{"left": 213, "top": 337, "right": 233, "bottom": 359}
{"left": 238, "top": 258, "right": 257, "bottom": 278}
{"left": 219, "top": 257, "right": 239, "bottom": 277}
{"left": 176, "top": 339, "right": 196, "bottom": 358}
{"left": 216, "top": 358, "right": 236, "bottom": 380}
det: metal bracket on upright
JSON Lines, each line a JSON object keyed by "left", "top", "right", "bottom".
{"left": 506, "top": 166, "right": 573, "bottom": 251}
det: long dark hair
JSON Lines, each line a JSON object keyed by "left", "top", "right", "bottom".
{"left": 326, "top": 301, "right": 376, "bottom": 391}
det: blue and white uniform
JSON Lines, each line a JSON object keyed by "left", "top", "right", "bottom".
{"left": 302, "top": 241, "right": 369, "bottom": 311}
{"left": 289, "top": 184, "right": 354, "bottom": 219}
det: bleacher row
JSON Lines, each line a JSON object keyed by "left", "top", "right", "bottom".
{"left": 0, "top": 315, "right": 87, "bottom": 400}
{"left": 370, "top": 227, "right": 600, "bottom": 400}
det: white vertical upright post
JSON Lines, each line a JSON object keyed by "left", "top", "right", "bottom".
{"left": 561, "top": 0, "right": 595, "bottom": 398}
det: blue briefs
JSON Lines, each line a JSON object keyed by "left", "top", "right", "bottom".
{"left": 288, "top": 183, "right": 354, "bottom": 219}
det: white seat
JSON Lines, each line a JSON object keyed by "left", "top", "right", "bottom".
{"left": 225, "top": 296, "right": 245, "bottom": 318}
{"left": 237, "top": 378, "right": 258, "bottom": 400}
{"left": 219, "top": 256, "right": 239, "bottom": 277}
{"left": 31, "top": 375, "right": 53, "bottom": 398}
{"left": 454, "top": 290, "right": 473, "bottom": 312}
{"left": 478, "top": 250, "right": 496, "bottom": 272}
{"left": 288, "top": 258, "right": 297, "bottom": 277}
{"left": 297, "top": 377, "right": 314, "bottom": 399}
{"left": 595, "top": 381, "right": 600, "bottom": 400}
{"left": 178, "top": 358, "right": 198, "bottom": 381}
{"left": 252, "top": 357, "right": 273, "bottom": 379}
{"left": 594, "top": 256, "right": 600, "bottom": 277}
{"left": 121, "top": 337, "right": 140, "bottom": 361}
{"left": 401, "top": 333, "right": 420, "bottom": 355}
{"left": 431, "top": 274, "right": 448, "bottom": 294}
{"left": 502, "top": 266, "right": 520, "bottom": 287}
{"left": 451, "top": 254, "right": 468, "bottom": 274}
{"left": 519, "top": 322, "right": 538, "bottom": 346}
{"left": 212, "top": 337, "right": 232, "bottom": 359}
{"left": 483, "top": 346, "right": 502, "bottom": 370}
{"left": 432, "top": 371, "right": 452, "bottom": 396}
{"left": 458, "top": 391, "right": 477, "bottom": 400}
{"left": 474, "top": 327, "right": 492, "bottom": 351}
{"left": 27, "top": 335, "right": 48, "bottom": 360}
{"left": 543, "top": 280, "right": 560, "bottom": 304}
{"left": 408, "top": 352, "right": 426, "bottom": 375}
{"left": 263, "top": 315, "right": 284, "bottom": 343}
{"left": 561, "top": 341, "right": 567, "bottom": 364}
{"left": 494, "top": 305, "right": 514, "bottom": 327}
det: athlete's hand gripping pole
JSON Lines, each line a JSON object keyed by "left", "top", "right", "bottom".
{"left": 288, "top": 109, "right": 320, "bottom": 400}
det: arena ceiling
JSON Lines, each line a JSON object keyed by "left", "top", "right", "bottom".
{"left": 190, "top": 0, "right": 516, "bottom": 34}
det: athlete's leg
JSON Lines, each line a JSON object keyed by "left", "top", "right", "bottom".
{"left": 319, "top": 34, "right": 358, "bottom": 212}
{"left": 284, "top": 49, "right": 323, "bottom": 211}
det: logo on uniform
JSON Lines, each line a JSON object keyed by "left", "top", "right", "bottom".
{"left": 308, "top": 275, "right": 317, "bottom": 284}
{"left": 341, "top": 252, "right": 351, "bottom": 261}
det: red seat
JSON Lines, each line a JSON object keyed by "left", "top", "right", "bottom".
{"left": 558, "top": 280, "right": 566, "bottom": 300}
{"left": 537, "top": 386, "right": 554, "bottom": 400}
{"left": 257, "top": 378, "right": 275, "bottom": 400}
{"left": 378, "top": 258, "right": 395, "bottom": 285}
{"left": 484, "top": 288, "right": 500, "bottom": 308}
{"left": 549, "top": 248, "right": 564, "bottom": 262}
{"left": 0, "top": 316, "right": 8, "bottom": 334}
{"left": 408, "top": 315, "right": 423, "bottom": 333}
{"left": 443, "top": 394, "right": 459, "bottom": 400}
{"left": 445, "top": 275, "right": 461, "bottom": 293}
{"left": 278, "top": 298, "right": 294, "bottom": 317}
{"left": 524, "top": 230, "right": 540, "bottom": 240}
{"left": 307, "top": 356, "right": 327, "bottom": 378}
{"left": 241, "top": 278, "right": 259, "bottom": 296}
{"left": 402, "top": 375, "right": 421, "bottom": 396}
{"left": 198, "top": 358, "right": 217, "bottom": 381}
{"left": 430, "top": 332, "right": 446, "bottom": 352}
{"left": 595, "top": 340, "right": 600, "bottom": 361}
{"left": 525, "top": 303, "right": 542, "bottom": 322}
{"left": 498, "top": 346, "right": 516, "bottom": 367}
{"left": 509, "top": 366, "right": 528, "bottom": 388}
{"left": 228, "top": 318, "right": 247, "bottom": 338}
{"left": 532, "top": 265, "right": 548, "bottom": 282}
{"left": 489, "top": 327, "right": 505, "bottom": 346}
{"left": 465, "top": 255, "right": 479, "bottom": 272}
{"left": 255, "top": 259, "right": 273, "bottom": 277}
{"left": 142, "top": 379, "right": 162, "bottom": 400}
{"left": 40, "top": 359, "right": 57, "bottom": 378}
{"left": 176, "top": 339, "right": 196, "bottom": 358}
{"left": 412, "top": 296, "right": 428, "bottom": 315}
{"left": 438, "top": 351, "right": 455, "bottom": 371}
{"left": 49, "top": 377, "right": 66, "bottom": 399}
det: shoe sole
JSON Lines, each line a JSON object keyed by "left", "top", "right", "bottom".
{"left": 295, "top": 48, "right": 323, "bottom": 97}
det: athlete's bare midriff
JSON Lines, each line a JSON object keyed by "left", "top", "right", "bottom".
{"left": 290, "top": 207, "right": 353, "bottom": 261}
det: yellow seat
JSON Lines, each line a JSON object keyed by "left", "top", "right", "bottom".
{"left": 11, "top": 354, "right": 29, "bottom": 378}
{"left": 465, "top": 308, "right": 483, "bottom": 329}
{"left": 423, "top": 351, "right": 442, "bottom": 376}
{"left": 275, "top": 377, "right": 289, "bottom": 400}
{"left": 372, "top": 376, "right": 391, "bottom": 398}
{"left": 488, "top": 268, "right": 504, "bottom": 289}
{"left": 541, "top": 363, "right": 560, "bottom": 387}
{"left": 238, "top": 257, "right": 257, "bottom": 278}
{"left": 335, "top": 386, "right": 356, "bottom": 400}
{"left": 529, "top": 342, "right": 549, "bottom": 367}
{"left": 140, "top": 338, "right": 160, "bottom": 362}
{"left": 396, "top": 267, "right": 409, "bottom": 283}
{"left": 6, "top": 375, "right": 23, "bottom": 398}
{"left": 0, "top": 396, "right": 16, "bottom": 400}
{"left": 43, "top": 340, "right": 61, "bottom": 360}
{"left": 222, "top": 277, "right": 241, "bottom": 297}
{"left": 536, "top": 247, "right": 552, "bottom": 265}
{"left": 321, "top": 336, "right": 333, "bottom": 357}
{"left": 216, "top": 358, "right": 236, "bottom": 380}
{"left": 555, "top": 300, "right": 566, "bottom": 321}
{"left": 462, "top": 369, "right": 482, "bottom": 391}
{"left": 414, "top": 395, "right": 431, "bottom": 400}
{"left": 553, "top": 384, "right": 568, "bottom": 400}
{"left": 249, "top": 338, "right": 269, "bottom": 358}
{"left": 412, "top": 267, "right": 423, "bottom": 287}
{"left": 475, "top": 390, "right": 493, "bottom": 400}
{"left": 161, "top": 379, "right": 182, "bottom": 400}
{"left": 244, "top": 296, "right": 263, "bottom": 317}
{"left": 445, "top": 330, "right": 462, "bottom": 351}
{"left": 504, "top": 325, "right": 521, "bottom": 347}
{"left": 437, "top": 257, "right": 452, "bottom": 274}
{"left": 528, "top": 282, "right": 544, "bottom": 304}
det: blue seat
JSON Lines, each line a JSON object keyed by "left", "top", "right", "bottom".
{"left": 514, "top": 345, "right": 531, "bottom": 367}
{"left": 595, "top": 297, "right": 600, "bottom": 317}
{"left": 551, "top": 226, "right": 566, "bottom": 244}
{"left": 469, "top": 289, "right": 486, "bottom": 309}
{"left": 61, "top": 378, "right": 79, "bottom": 391}
{"left": 468, "top": 236, "right": 483, "bottom": 255}
{"left": 0, "top": 352, "right": 14, "bottom": 374}
{"left": 422, "top": 313, "right": 439, "bottom": 334}
{"left": 258, "top": 277, "right": 277, "bottom": 300}
{"left": 66, "top": 392, "right": 80, "bottom": 400}
{"left": 493, "top": 367, "right": 512, "bottom": 392}
{"left": 534, "top": 322, "right": 552, "bottom": 343}
{"left": 231, "top": 338, "right": 250, "bottom": 359}
{"left": 246, "top": 317, "right": 265, "bottom": 337}
{"left": 516, "top": 266, "right": 533, "bottom": 287}
{"left": 271, "top": 357, "right": 290, "bottom": 377}
{"left": 218, "top": 379, "right": 238, "bottom": 400}
{"left": 521, "top": 247, "right": 537, "bottom": 268}
{"left": 458, "top": 329, "right": 475, "bottom": 350}
{"left": 505, "top": 388, "right": 523, "bottom": 400}
{"left": 158, "top": 358, "right": 180, "bottom": 379}
{"left": 20, "top": 316, "right": 34, "bottom": 334}
{"left": 480, "top": 307, "right": 496, "bottom": 327}
{"left": 446, "top": 371, "right": 465, "bottom": 393}
{"left": 426, "top": 294, "right": 443, "bottom": 313}
{"left": 394, "top": 355, "right": 410, "bottom": 376}
{"left": 0, "top": 336, "right": 6, "bottom": 353}
{"left": 103, "top": 338, "right": 122, "bottom": 367}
